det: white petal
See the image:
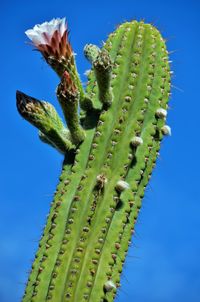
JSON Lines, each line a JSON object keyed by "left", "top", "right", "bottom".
{"left": 59, "top": 18, "right": 66, "bottom": 36}
{"left": 25, "top": 29, "right": 46, "bottom": 45}
{"left": 25, "top": 18, "right": 67, "bottom": 46}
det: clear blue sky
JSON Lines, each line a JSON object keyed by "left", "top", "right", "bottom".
{"left": 1, "top": 0, "right": 199, "bottom": 301}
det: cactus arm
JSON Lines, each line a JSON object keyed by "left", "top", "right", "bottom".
{"left": 19, "top": 19, "right": 171, "bottom": 302}
{"left": 66, "top": 62, "right": 89, "bottom": 112}
{"left": 57, "top": 71, "right": 85, "bottom": 145}
{"left": 16, "top": 91, "right": 74, "bottom": 153}
{"left": 84, "top": 23, "right": 128, "bottom": 111}
{"left": 93, "top": 48, "right": 113, "bottom": 108}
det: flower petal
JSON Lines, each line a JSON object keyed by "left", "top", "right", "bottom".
{"left": 25, "top": 29, "right": 46, "bottom": 45}
{"left": 25, "top": 18, "right": 67, "bottom": 46}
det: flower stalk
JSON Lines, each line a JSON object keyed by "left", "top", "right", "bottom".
{"left": 57, "top": 71, "right": 85, "bottom": 145}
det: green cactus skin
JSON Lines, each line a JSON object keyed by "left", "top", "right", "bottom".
{"left": 18, "top": 20, "right": 171, "bottom": 302}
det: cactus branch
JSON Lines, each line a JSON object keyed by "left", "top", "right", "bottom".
{"left": 57, "top": 71, "right": 85, "bottom": 145}
{"left": 84, "top": 44, "right": 113, "bottom": 109}
{"left": 16, "top": 90, "right": 73, "bottom": 153}
{"left": 93, "top": 49, "right": 113, "bottom": 108}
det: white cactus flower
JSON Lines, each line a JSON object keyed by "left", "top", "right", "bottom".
{"left": 156, "top": 108, "right": 167, "bottom": 118}
{"left": 25, "top": 18, "right": 67, "bottom": 46}
{"left": 131, "top": 136, "right": 143, "bottom": 147}
{"left": 116, "top": 180, "right": 130, "bottom": 191}
{"left": 25, "top": 18, "right": 73, "bottom": 76}
{"left": 161, "top": 125, "right": 171, "bottom": 136}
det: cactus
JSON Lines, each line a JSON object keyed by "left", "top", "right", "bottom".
{"left": 17, "top": 18, "right": 171, "bottom": 302}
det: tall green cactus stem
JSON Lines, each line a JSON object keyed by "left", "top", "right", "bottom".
{"left": 19, "top": 20, "right": 171, "bottom": 302}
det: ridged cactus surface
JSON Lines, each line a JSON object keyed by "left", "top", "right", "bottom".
{"left": 17, "top": 19, "right": 171, "bottom": 302}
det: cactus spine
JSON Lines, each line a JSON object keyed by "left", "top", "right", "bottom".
{"left": 17, "top": 19, "right": 171, "bottom": 302}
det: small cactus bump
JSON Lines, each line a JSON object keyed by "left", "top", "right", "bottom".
{"left": 131, "top": 136, "right": 144, "bottom": 147}
{"left": 96, "top": 174, "right": 108, "bottom": 189}
{"left": 156, "top": 108, "right": 167, "bottom": 118}
{"left": 161, "top": 125, "right": 171, "bottom": 136}
{"left": 116, "top": 180, "right": 130, "bottom": 192}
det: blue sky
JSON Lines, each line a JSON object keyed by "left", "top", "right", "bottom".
{"left": 1, "top": 0, "right": 200, "bottom": 301}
